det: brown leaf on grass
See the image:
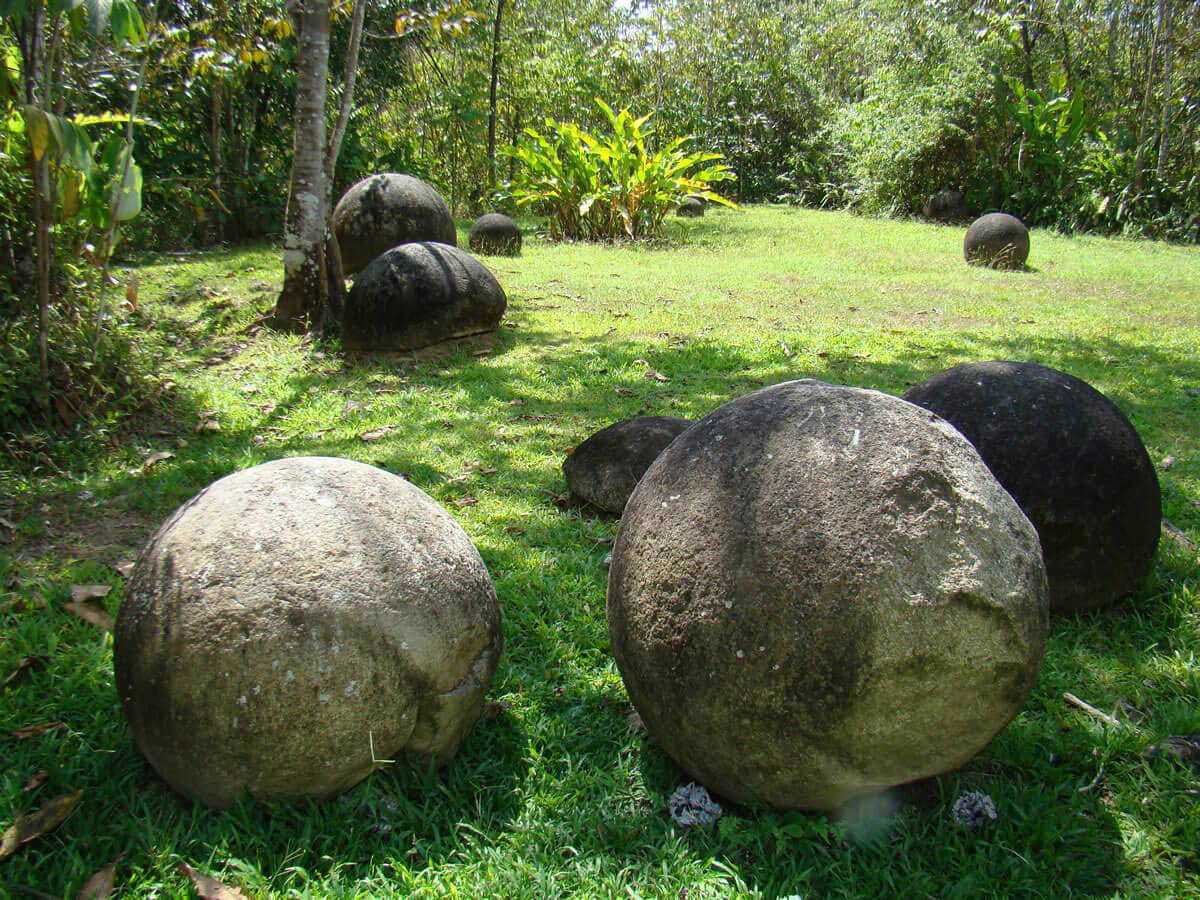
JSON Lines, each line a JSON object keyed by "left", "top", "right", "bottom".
{"left": 70, "top": 585, "right": 111, "bottom": 603}
{"left": 112, "top": 559, "right": 135, "bottom": 578}
{"left": 507, "top": 398, "right": 526, "bottom": 407}
{"left": 451, "top": 497, "right": 479, "bottom": 507}
{"left": 483, "top": 700, "right": 511, "bottom": 721}
{"left": 614, "top": 386, "right": 635, "bottom": 396}
{"left": 195, "top": 420, "right": 221, "bottom": 433}
{"left": 504, "top": 525, "right": 526, "bottom": 535}
{"left": 142, "top": 451, "right": 175, "bottom": 473}
{"left": 177, "top": 862, "right": 249, "bottom": 899}
{"left": 0, "top": 789, "right": 83, "bottom": 861}
{"left": 359, "top": 426, "right": 395, "bottom": 442}
{"left": 644, "top": 370, "right": 671, "bottom": 383}
{"left": 2, "top": 655, "right": 49, "bottom": 689}
{"left": 78, "top": 853, "right": 123, "bottom": 899}
{"left": 626, "top": 708, "right": 647, "bottom": 735}
{"left": 63, "top": 601, "right": 115, "bottom": 632}
{"left": 480, "top": 467, "right": 498, "bottom": 475}
{"left": 11, "top": 721, "right": 66, "bottom": 739}
{"left": 21, "top": 771, "right": 48, "bottom": 792}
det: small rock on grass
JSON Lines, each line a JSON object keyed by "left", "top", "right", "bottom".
{"left": 667, "top": 783, "right": 723, "bottom": 827}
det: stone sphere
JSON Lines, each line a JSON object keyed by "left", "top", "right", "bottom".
{"left": 564, "top": 416, "right": 692, "bottom": 513}
{"left": 114, "top": 457, "right": 502, "bottom": 808}
{"left": 903, "top": 361, "right": 1161, "bottom": 613}
{"left": 923, "top": 188, "right": 971, "bottom": 223}
{"left": 468, "top": 213, "right": 521, "bottom": 256}
{"left": 607, "top": 380, "right": 1048, "bottom": 811}
{"left": 677, "top": 197, "right": 704, "bottom": 218}
{"left": 964, "top": 212, "right": 1029, "bottom": 269}
{"left": 341, "top": 242, "right": 506, "bottom": 352}
{"left": 333, "top": 173, "right": 457, "bottom": 275}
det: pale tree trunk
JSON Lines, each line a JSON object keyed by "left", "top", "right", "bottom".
{"left": 271, "top": 0, "right": 332, "bottom": 332}
{"left": 211, "top": 81, "right": 225, "bottom": 242}
{"left": 1155, "top": 0, "right": 1175, "bottom": 178}
{"left": 486, "top": 0, "right": 506, "bottom": 195}
{"left": 1132, "top": 0, "right": 1166, "bottom": 192}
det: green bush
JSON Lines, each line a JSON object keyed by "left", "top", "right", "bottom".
{"left": 503, "top": 99, "right": 735, "bottom": 241}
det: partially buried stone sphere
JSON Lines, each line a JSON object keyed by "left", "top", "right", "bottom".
{"left": 964, "top": 212, "right": 1030, "bottom": 269}
{"left": 607, "top": 380, "right": 1049, "bottom": 811}
{"left": 564, "top": 415, "right": 692, "bottom": 513}
{"left": 677, "top": 197, "right": 704, "bottom": 218}
{"left": 333, "top": 173, "right": 457, "bottom": 275}
{"left": 469, "top": 213, "right": 522, "bottom": 256}
{"left": 903, "top": 361, "right": 1161, "bottom": 613}
{"left": 341, "top": 242, "right": 506, "bottom": 352}
{"left": 114, "top": 456, "right": 503, "bottom": 808}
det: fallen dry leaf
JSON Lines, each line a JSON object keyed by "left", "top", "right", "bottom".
{"left": 451, "top": 497, "right": 479, "bottom": 507}
{"left": 359, "top": 426, "right": 394, "bottom": 442}
{"left": 21, "top": 770, "right": 48, "bottom": 792}
{"left": 483, "top": 700, "right": 511, "bottom": 721}
{"left": 178, "top": 862, "right": 249, "bottom": 899}
{"left": 12, "top": 721, "right": 66, "bottom": 739}
{"left": 0, "top": 789, "right": 83, "bottom": 861}
{"left": 70, "top": 584, "right": 111, "bottom": 603}
{"left": 78, "top": 853, "right": 123, "bottom": 899}
{"left": 614, "top": 386, "right": 635, "bottom": 396}
{"left": 507, "top": 398, "right": 526, "bottom": 407}
{"left": 504, "top": 525, "right": 526, "bottom": 535}
{"left": 480, "top": 467, "right": 498, "bottom": 475}
{"left": 142, "top": 451, "right": 175, "bottom": 472}
{"left": 645, "top": 370, "right": 671, "bottom": 382}
{"left": 63, "top": 601, "right": 115, "bottom": 632}
{"left": 112, "top": 560, "right": 135, "bottom": 578}
{"left": 195, "top": 420, "right": 221, "bottom": 433}
{"left": 2, "top": 655, "right": 49, "bottom": 689}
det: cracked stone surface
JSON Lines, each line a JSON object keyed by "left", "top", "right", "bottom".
{"left": 115, "top": 456, "right": 502, "bottom": 808}
{"left": 607, "top": 380, "right": 1048, "bottom": 811}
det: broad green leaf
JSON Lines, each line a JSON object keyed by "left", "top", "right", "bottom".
{"left": 113, "top": 159, "right": 142, "bottom": 220}
{"left": 20, "top": 106, "right": 52, "bottom": 160}
{"left": 109, "top": 0, "right": 146, "bottom": 44}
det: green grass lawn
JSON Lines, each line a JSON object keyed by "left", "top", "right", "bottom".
{"left": 2, "top": 205, "right": 1199, "bottom": 897}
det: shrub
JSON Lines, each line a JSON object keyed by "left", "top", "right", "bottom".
{"left": 503, "top": 99, "right": 735, "bottom": 241}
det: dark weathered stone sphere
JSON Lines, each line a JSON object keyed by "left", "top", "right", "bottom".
{"left": 333, "top": 173, "right": 457, "bottom": 275}
{"left": 608, "top": 380, "right": 1048, "bottom": 811}
{"left": 342, "top": 242, "right": 506, "bottom": 352}
{"left": 677, "top": 197, "right": 704, "bottom": 218}
{"left": 468, "top": 213, "right": 521, "bottom": 256}
{"left": 924, "top": 188, "right": 971, "bottom": 223}
{"left": 964, "top": 212, "right": 1030, "bottom": 269}
{"left": 903, "top": 361, "right": 1162, "bottom": 613}
{"left": 564, "top": 416, "right": 692, "bottom": 513}
{"left": 114, "top": 457, "right": 503, "bottom": 808}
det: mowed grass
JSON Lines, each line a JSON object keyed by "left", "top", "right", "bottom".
{"left": 1, "top": 205, "right": 1199, "bottom": 897}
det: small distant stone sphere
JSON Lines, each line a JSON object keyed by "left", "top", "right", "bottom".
{"left": 964, "top": 212, "right": 1030, "bottom": 269}
{"left": 468, "top": 213, "right": 522, "bottom": 256}
{"left": 677, "top": 197, "right": 704, "bottom": 218}
{"left": 903, "top": 361, "right": 1162, "bottom": 613}
{"left": 564, "top": 416, "right": 692, "bottom": 513}
{"left": 333, "top": 173, "right": 457, "bottom": 275}
{"left": 924, "top": 188, "right": 971, "bottom": 223}
{"left": 341, "top": 242, "right": 506, "bottom": 352}
{"left": 114, "top": 457, "right": 503, "bottom": 808}
{"left": 608, "top": 380, "right": 1048, "bottom": 811}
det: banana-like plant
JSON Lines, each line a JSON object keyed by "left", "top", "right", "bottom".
{"left": 504, "top": 98, "right": 735, "bottom": 241}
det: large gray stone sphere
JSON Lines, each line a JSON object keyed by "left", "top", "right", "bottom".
{"left": 564, "top": 416, "right": 692, "bottom": 513}
{"left": 333, "top": 173, "right": 457, "bottom": 275}
{"left": 964, "top": 212, "right": 1030, "bottom": 269}
{"left": 607, "top": 380, "right": 1048, "bottom": 811}
{"left": 468, "top": 213, "right": 521, "bottom": 256}
{"left": 677, "top": 197, "right": 704, "bottom": 218}
{"left": 903, "top": 361, "right": 1161, "bottom": 613}
{"left": 341, "top": 242, "right": 506, "bottom": 352}
{"left": 114, "top": 457, "right": 502, "bottom": 808}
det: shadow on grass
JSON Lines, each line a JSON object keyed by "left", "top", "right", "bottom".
{"left": 4, "top": 315, "right": 1198, "bottom": 894}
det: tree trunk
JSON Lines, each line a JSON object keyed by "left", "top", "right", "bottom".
{"left": 1155, "top": 0, "right": 1175, "bottom": 178}
{"left": 1132, "top": 0, "right": 1165, "bottom": 192}
{"left": 19, "top": 6, "right": 52, "bottom": 407}
{"left": 211, "top": 80, "right": 225, "bottom": 243}
{"left": 325, "top": 0, "right": 366, "bottom": 198}
{"left": 486, "top": 0, "right": 506, "bottom": 195}
{"left": 271, "top": 0, "right": 333, "bottom": 332}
